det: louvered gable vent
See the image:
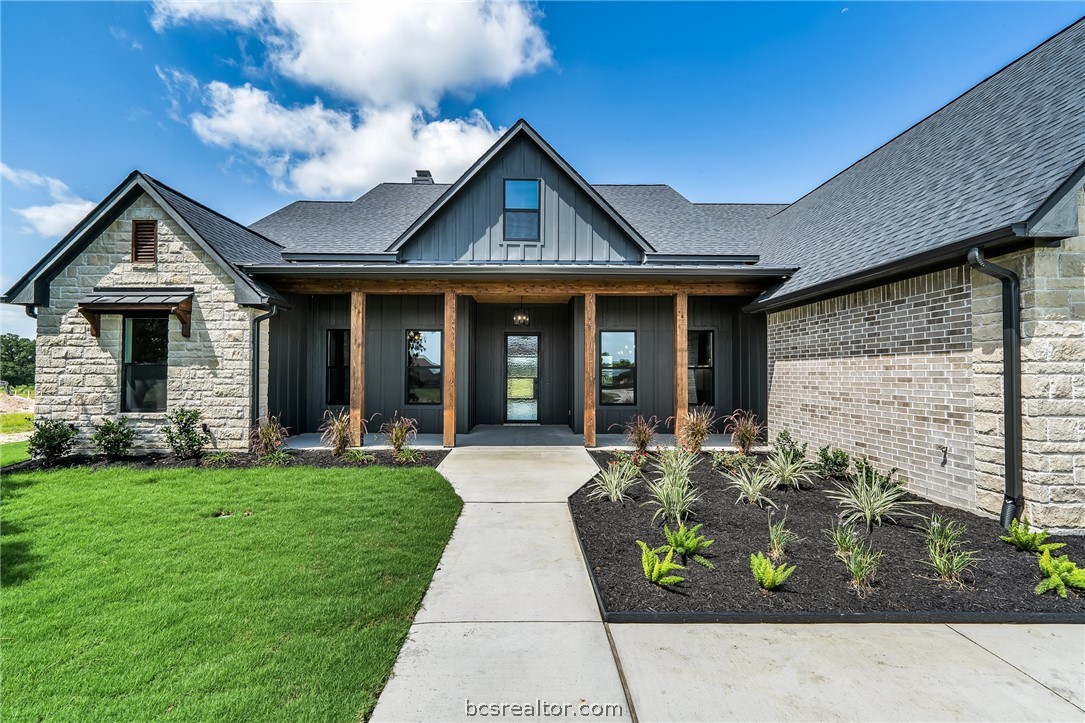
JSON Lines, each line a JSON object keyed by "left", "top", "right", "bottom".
{"left": 132, "top": 220, "right": 157, "bottom": 263}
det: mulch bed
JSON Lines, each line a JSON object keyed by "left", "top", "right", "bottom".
{"left": 570, "top": 450, "right": 1085, "bottom": 619}
{"left": 1, "top": 448, "right": 449, "bottom": 475}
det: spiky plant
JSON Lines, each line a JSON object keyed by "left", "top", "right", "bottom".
{"left": 844, "top": 539, "right": 884, "bottom": 598}
{"left": 344, "top": 449, "right": 375, "bottom": 464}
{"left": 679, "top": 405, "right": 717, "bottom": 454}
{"left": 1034, "top": 549, "right": 1085, "bottom": 598}
{"left": 663, "top": 522, "right": 715, "bottom": 569}
{"left": 587, "top": 460, "right": 640, "bottom": 503}
{"left": 763, "top": 447, "right": 814, "bottom": 490}
{"left": 825, "top": 459, "right": 925, "bottom": 533}
{"left": 722, "top": 409, "right": 764, "bottom": 455}
{"left": 613, "top": 415, "right": 661, "bottom": 455}
{"left": 637, "top": 540, "right": 685, "bottom": 587}
{"left": 249, "top": 412, "right": 289, "bottom": 457}
{"left": 924, "top": 514, "right": 978, "bottom": 584}
{"left": 202, "top": 450, "right": 235, "bottom": 468}
{"left": 725, "top": 465, "right": 777, "bottom": 508}
{"left": 318, "top": 408, "right": 353, "bottom": 456}
{"left": 653, "top": 444, "right": 700, "bottom": 481}
{"left": 642, "top": 475, "right": 701, "bottom": 525}
{"left": 750, "top": 552, "right": 795, "bottom": 591}
{"left": 767, "top": 508, "right": 800, "bottom": 562}
{"left": 258, "top": 449, "right": 293, "bottom": 467}
{"left": 380, "top": 412, "right": 418, "bottom": 454}
{"left": 1000, "top": 518, "right": 1066, "bottom": 553}
{"left": 823, "top": 516, "right": 859, "bottom": 562}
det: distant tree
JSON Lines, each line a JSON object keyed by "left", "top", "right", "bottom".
{"left": 0, "top": 334, "right": 35, "bottom": 387}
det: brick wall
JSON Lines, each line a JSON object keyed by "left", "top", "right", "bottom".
{"left": 767, "top": 267, "right": 976, "bottom": 510}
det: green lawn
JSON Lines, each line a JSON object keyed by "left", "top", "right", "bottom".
{"left": 0, "top": 440, "right": 30, "bottom": 466}
{"left": 2, "top": 464, "right": 462, "bottom": 721}
{"left": 0, "top": 411, "right": 33, "bottom": 434}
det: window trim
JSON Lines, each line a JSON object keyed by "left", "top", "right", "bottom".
{"left": 120, "top": 314, "right": 169, "bottom": 414}
{"left": 325, "top": 328, "right": 350, "bottom": 406}
{"left": 598, "top": 329, "right": 637, "bottom": 407}
{"left": 503, "top": 178, "right": 541, "bottom": 243}
{"left": 405, "top": 329, "right": 443, "bottom": 406}
{"left": 131, "top": 219, "right": 158, "bottom": 264}
{"left": 687, "top": 328, "right": 715, "bottom": 409}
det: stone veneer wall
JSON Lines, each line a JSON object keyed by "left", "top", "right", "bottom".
{"left": 972, "top": 188, "right": 1085, "bottom": 532}
{"left": 35, "top": 192, "right": 266, "bottom": 452}
{"left": 766, "top": 267, "right": 976, "bottom": 510}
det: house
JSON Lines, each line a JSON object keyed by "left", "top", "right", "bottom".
{"left": 4, "top": 19, "right": 1083, "bottom": 530}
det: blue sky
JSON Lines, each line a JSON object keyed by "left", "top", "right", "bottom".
{"left": 2, "top": 1, "right": 1081, "bottom": 337}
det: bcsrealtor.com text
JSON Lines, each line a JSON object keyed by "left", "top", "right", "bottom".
{"left": 465, "top": 699, "right": 625, "bottom": 718}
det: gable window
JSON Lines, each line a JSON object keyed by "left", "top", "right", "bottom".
{"left": 504, "top": 179, "right": 540, "bottom": 242}
{"left": 688, "top": 330, "right": 714, "bottom": 408}
{"left": 600, "top": 331, "right": 636, "bottom": 405}
{"left": 122, "top": 316, "right": 168, "bottom": 412}
{"left": 326, "top": 329, "right": 350, "bottom": 406}
{"left": 132, "top": 220, "right": 158, "bottom": 264}
{"left": 406, "top": 330, "right": 442, "bottom": 405}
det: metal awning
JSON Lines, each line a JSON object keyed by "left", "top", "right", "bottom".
{"left": 77, "top": 287, "right": 194, "bottom": 338}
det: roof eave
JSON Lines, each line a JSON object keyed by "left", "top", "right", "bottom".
{"left": 243, "top": 263, "right": 796, "bottom": 280}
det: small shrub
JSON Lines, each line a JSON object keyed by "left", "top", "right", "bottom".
{"left": 767, "top": 508, "right": 799, "bottom": 562}
{"left": 924, "top": 514, "right": 978, "bottom": 584}
{"left": 90, "top": 416, "right": 136, "bottom": 459}
{"left": 1034, "top": 549, "right": 1085, "bottom": 598}
{"left": 772, "top": 429, "right": 808, "bottom": 462}
{"left": 393, "top": 447, "right": 421, "bottom": 465}
{"left": 844, "top": 539, "right": 884, "bottom": 598}
{"left": 202, "top": 450, "right": 234, "bottom": 467}
{"left": 999, "top": 518, "right": 1066, "bottom": 553}
{"left": 643, "top": 475, "right": 701, "bottom": 525}
{"left": 164, "top": 407, "right": 211, "bottom": 460}
{"left": 710, "top": 450, "right": 754, "bottom": 475}
{"left": 823, "top": 516, "right": 860, "bottom": 562}
{"left": 763, "top": 447, "right": 813, "bottom": 490}
{"left": 614, "top": 415, "right": 660, "bottom": 455}
{"left": 613, "top": 448, "right": 648, "bottom": 469}
{"left": 724, "top": 465, "right": 777, "bottom": 508}
{"left": 637, "top": 540, "right": 685, "bottom": 587}
{"left": 258, "top": 449, "right": 293, "bottom": 467}
{"left": 750, "top": 551, "right": 795, "bottom": 591}
{"left": 679, "top": 406, "right": 716, "bottom": 454}
{"left": 815, "top": 445, "right": 851, "bottom": 479}
{"left": 722, "top": 409, "right": 764, "bottom": 455}
{"left": 381, "top": 412, "right": 418, "bottom": 454}
{"left": 318, "top": 409, "right": 353, "bottom": 456}
{"left": 825, "top": 459, "right": 925, "bottom": 533}
{"left": 663, "top": 522, "right": 715, "bottom": 569}
{"left": 250, "top": 412, "right": 289, "bottom": 457}
{"left": 587, "top": 460, "right": 640, "bottom": 503}
{"left": 27, "top": 419, "right": 78, "bottom": 461}
{"left": 344, "top": 449, "right": 376, "bottom": 464}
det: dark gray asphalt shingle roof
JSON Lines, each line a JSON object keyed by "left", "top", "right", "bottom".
{"left": 756, "top": 18, "right": 1085, "bottom": 304}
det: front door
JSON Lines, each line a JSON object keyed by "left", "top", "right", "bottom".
{"left": 505, "top": 333, "right": 540, "bottom": 423}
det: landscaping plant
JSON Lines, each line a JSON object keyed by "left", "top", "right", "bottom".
{"left": 90, "top": 416, "right": 136, "bottom": 459}
{"left": 750, "top": 551, "right": 795, "bottom": 591}
{"left": 381, "top": 412, "right": 418, "bottom": 457}
{"left": 613, "top": 448, "right": 648, "bottom": 469}
{"left": 844, "top": 539, "right": 884, "bottom": 598}
{"left": 587, "top": 460, "right": 640, "bottom": 503}
{"left": 663, "top": 522, "right": 715, "bottom": 569}
{"left": 250, "top": 412, "right": 289, "bottom": 457}
{"left": 1034, "top": 549, "right": 1085, "bottom": 598}
{"left": 767, "top": 508, "right": 799, "bottom": 562}
{"left": 823, "top": 515, "right": 860, "bottom": 562}
{"left": 763, "top": 447, "right": 813, "bottom": 490}
{"left": 344, "top": 449, "right": 376, "bottom": 464}
{"left": 999, "top": 518, "right": 1066, "bottom": 553}
{"left": 164, "top": 407, "right": 211, "bottom": 459}
{"left": 653, "top": 444, "right": 700, "bottom": 481}
{"left": 924, "top": 514, "right": 978, "bottom": 585}
{"left": 27, "top": 419, "right": 78, "bottom": 462}
{"left": 643, "top": 473, "right": 701, "bottom": 525}
{"left": 710, "top": 450, "right": 753, "bottom": 475}
{"left": 258, "top": 449, "right": 293, "bottom": 467}
{"left": 202, "top": 450, "right": 234, "bottom": 467}
{"left": 815, "top": 445, "right": 851, "bottom": 479}
{"left": 318, "top": 409, "right": 353, "bottom": 456}
{"left": 724, "top": 465, "right": 777, "bottom": 508}
{"left": 615, "top": 414, "right": 660, "bottom": 456}
{"left": 825, "top": 459, "right": 925, "bottom": 533}
{"left": 772, "top": 429, "right": 808, "bottom": 462}
{"left": 637, "top": 540, "right": 685, "bottom": 587}
{"left": 678, "top": 405, "right": 716, "bottom": 454}
{"left": 722, "top": 409, "right": 764, "bottom": 455}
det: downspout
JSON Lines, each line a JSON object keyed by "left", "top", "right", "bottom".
{"left": 966, "top": 248, "right": 1022, "bottom": 527}
{"left": 250, "top": 305, "right": 279, "bottom": 428}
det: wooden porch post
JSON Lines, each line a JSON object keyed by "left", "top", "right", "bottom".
{"left": 350, "top": 291, "right": 366, "bottom": 446}
{"left": 443, "top": 290, "right": 457, "bottom": 447}
{"left": 674, "top": 291, "right": 689, "bottom": 440}
{"left": 584, "top": 292, "right": 597, "bottom": 447}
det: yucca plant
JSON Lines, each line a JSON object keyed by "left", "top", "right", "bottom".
{"left": 722, "top": 409, "right": 764, "bottom": 455}
{"left": 643, "top": 474, "right": 701, "bottom": 525}
{"left": 767, "top": 508, "right": 800, "bottom": 562}
{"left": 653, "top": 444, "right": 700, "bottom": 481}
{"left": 318, "top": 408, "right": 353, "bottom": 456}
{"left": 250, "top": 412, "right": 289, "bottom": 457}
{"left": 750, "top": 551, "right": 795, "bottom": 591}
{"left": 679, "top": 405, "right": 717, "bottom": 454}
{"left": 924, "top": 514, "right": 978, "bottom": 584}
{"left": 825, "top": 459, "right": 925, "bottom": 533}
{"left": 587, "top": 460, "right": 640, "bottom": 503}
{"left": 844, "top": 539, "right": 884, "bottom": 598}
{"left": 725, "top": 465, "right": 777, "bottom": 508}
{"left": 663, "top": 522, "right": 715, "bottom": 569}
{"left": 763, "top": 447, "right": 814, "bottom": 490}
{"left": 823, "top": 516, "right": 859, "bottom": 562}
{"left": 999, "top": 518, "right": 1066, "bottom": 553}
{"left": 1034, "top": 549, "right": 1085, "bottom": 598}
{"left": 637, "top": 540, "right": 685, "bottom": 587}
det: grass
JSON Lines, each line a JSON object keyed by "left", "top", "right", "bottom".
{"left": 0, "top": 412, "right": 34, "bottom": 434}
{"left": 1, "top": 441, "right": 30, "bottom": 466}
{"left": 1, "top": 464, "right": 462, "bottom": 721}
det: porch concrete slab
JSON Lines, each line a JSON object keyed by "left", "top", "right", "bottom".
{"left": 436, "top": 446, "right": 599, "bottom": 503}
{"left": 459, "top": 424, "right": 582, "bottom": 446}
{"left": 415, "top": 502, "right": 599, "bottom": 623}
{"left": 370, "top": 622, "right": 630, "bottom": 722}
{"left": 609, "top": 623, "right": 1085, "bottom": 722}
{"left": 949, "top": 624, "right": 1085, "bottom": 709}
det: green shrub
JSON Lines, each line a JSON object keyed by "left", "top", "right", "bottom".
{"left": 258, "top": 449, "right": 293, "bottom": 467}
{"left": 924, "top": 514, "right": 978, "bottom": 584}
{"left": 823, "top": 516, "right": 860, "bottom": 562}
{"left": 381, "top": 412, "right": 418, "bottom": 454}
{"left": 27, "top": 419, "right": 78, "bottom": 461}
{"left": 815, "top": 445, "right": 850, "bottom": 479}
{"left": 91, "top": 416, "right": 137, "bottom": 458}
{"left": 724, "top": 465, "right": 777, "bottom": 508}
{"left": 678, "top": 405, "right": 716, "bottom": 454}
{"left": 722, "top": 409, "right": 764, "bottom": 455}
{"left": 710, "top": 450, "right": 753, "bottom": 475}
{"left": 249, "top": 412, "right": 289, "bottom": 457}
{"left": 1034, "top": 549, "right": 1085, "bottom": 598}
{"left": 750, "top": 551, "right": 794, "bottom": 591}
{"left": 613, "top": 448, "right": 648, "bottom": 469}
{"left": 344, "top": 449, "right": 375, "bottom": 464}
{"left": 844, "top": 539, "right": 884, "bottom": 598}
{"left": 318, "top": 409, "right": 353, "bottom": 456}
{"left": 825, "top": 459, "right": 925, "bottom": 533}
{"left": 163, "top": 407, "right": 211, "bottom": 459}
{"left": 767, "top": 508, "right": 799, "bottom": 562}
{"left": 587, "top": 460, "right": 640, "bottom": 503}
{"left": 663, "top": 522, "right": 715, "bottom": 569}
{"left": 637, "top": 540, "right": 685, "bottom": 587}
{"left": 772, "top": 429, "right": 808, "bottom": 462}
{"left": 763, "top": 447, "right": 813, "bottom": 490}
{"left": 999, "top": 518, "right": 1066, "bottom": 553}
{"left": 614, "top": 415, "right": 660, "bottom": 455}
{"left": 202, "top": 450, "right": 234, "bottom": 468}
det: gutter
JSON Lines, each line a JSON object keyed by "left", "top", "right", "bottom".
{"left": 967, "top": 248, "right": 1023, "bottom": 528}
{"left": 250, "top": 305, "right": 279, "bottom": 429}
{"left": 243, "top": 263, "right": 798, "bottom": 280}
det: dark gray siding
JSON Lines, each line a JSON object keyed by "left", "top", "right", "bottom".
{"left": 400, "top": 135, "right": 643, "bottom": 264}
{"left": 734, "top": 309, "right": 768, "bottom": 422}
{"left": 472, "top": 303, "right": 573, "bottom": 426}
{"left": 687, "top": 297, "right": 769, "bottom": 424}
{"left": 456, "top": 295, "right": 476, "bottom": 434}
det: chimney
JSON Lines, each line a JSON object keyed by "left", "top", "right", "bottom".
{"left": 412, "top": 170, "right": 433, "bottom": 184}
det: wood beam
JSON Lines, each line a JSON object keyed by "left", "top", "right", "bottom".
{"left": 269, "top": 277, "right": 765, "bottom": 298}
{"left": 443, "top": 290, "right": 457, "bottom": 447}
{"left": 674, "top": 291, "right": 689, "bottom": 441}
{"left": 584, "top": 292, "right": 597, "bottom": 448}
{"left": 349, "top": 291, "right": 365, "bottom": 446}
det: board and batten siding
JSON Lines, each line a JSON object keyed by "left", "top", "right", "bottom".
{"left": 399, "top": 135, "right": 643, "bottom": 264}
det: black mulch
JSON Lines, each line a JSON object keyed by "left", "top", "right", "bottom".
{"left": 1, "top": 448, "right": 448, "bottom": 474}
{"left": 570, "top": 450, "right": 1085, "bottom": 616}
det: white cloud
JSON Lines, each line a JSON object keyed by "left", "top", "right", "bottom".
{"left": 1, "top": 164, "right": 95, "bottom": 238}
{"left": 150, "top": 0, "right": 551, "bottom": 198}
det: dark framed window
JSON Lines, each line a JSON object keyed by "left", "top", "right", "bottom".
{"left": 326, "top": 329, "right": 350, "bottom": 405}
{"left": 122, "top": 316, "right": 168, "bottom": 412}
{"left": 688, "top": 330, "right": 714, "bottom": 408}
{"left": 406, "top": 330, "right": 442, "bottom": 405}
{"left": 504, "top": 179, "right": 540, "bottom": 242}
{"left": 132, "top": 219, "right": 158, "bottom": 263}
{"left": 600, "top": 330, "right": 636, "bottom": 406}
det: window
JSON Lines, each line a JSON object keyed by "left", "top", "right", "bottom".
{"left": 600, "top": 331, "right": 636, "bottom": 405}
{"left": 504, "top": 179, "right": 540, "bottom": 242}
{"left": 688, "top": 330, "right": 714, "bottom": 408}
{"left": 326, "top": 329, "right": 350, "bottom": 405}
{"left": 406, "top": 330, "right": 442, "bottom": 405}
{"left": 122, "top": 316, "right": 168, "bottom": 412}
{"left": 132, "top": 220, "right": 158, "bottom": 264}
